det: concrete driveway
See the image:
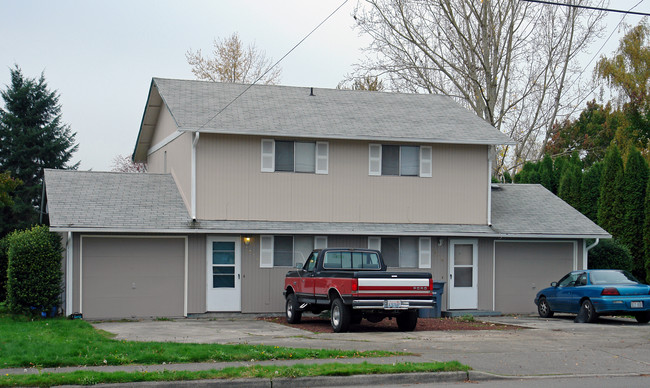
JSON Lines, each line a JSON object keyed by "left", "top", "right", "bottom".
{"left": 92, "top": 314, "right": 650, "bottom": 378}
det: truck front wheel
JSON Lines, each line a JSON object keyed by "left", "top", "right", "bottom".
{"left": 331, "top": 298, "right": 351, "bottom": 332}
{"left": 286, "top": 293, "right": 302, "bottom": 324}
{"left": 396, "top": 310, "right": 418, "bottom": 331}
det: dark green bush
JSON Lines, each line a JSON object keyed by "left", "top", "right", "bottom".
{"left": 588, "top": 238, "right": 634, "bottom": 274}
{"left": 0, "top": 235, "right": 9, "bottom": 302}
{"left": 6, "top": 225, "right": 63, "bottom": 316}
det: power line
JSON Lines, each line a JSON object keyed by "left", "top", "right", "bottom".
{"left": 198, "top": 0, "right": 350, "bottom": 130}
{"left": 520, "top": 0, "right": 650, "bottom": 16}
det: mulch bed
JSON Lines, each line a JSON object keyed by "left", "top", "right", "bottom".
{"left": 258, "top": 315, "right": 521, "bottom": 333}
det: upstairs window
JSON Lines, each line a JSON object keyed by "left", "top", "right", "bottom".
{"left": 369, "top": 144, "right": 432, "bottom": 177}
{"left": 261, "top": 139, "right": 328, "bottom": 174}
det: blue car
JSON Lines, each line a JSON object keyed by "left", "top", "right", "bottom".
{"left": 534, "top": 269, "right": 650, "bottom": 323}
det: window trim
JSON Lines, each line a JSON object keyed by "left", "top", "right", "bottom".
{"left": 369, "top": 144, "right": 432, "bottom": 178}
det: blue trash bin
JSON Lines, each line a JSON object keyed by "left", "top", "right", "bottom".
{"left": 419, "top": 281, "right": 446, "bottom": 318}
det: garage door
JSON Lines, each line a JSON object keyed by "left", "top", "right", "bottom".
{"left": 82, "top": 237, "right": 185, "bottom": 319}
{"left": 495, "top": 241, "right": 575, "bottom": 314}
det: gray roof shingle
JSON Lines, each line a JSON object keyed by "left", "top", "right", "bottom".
{"left": 44, "top": 169, "right": 190, "bottom": 231}
{"left": 150, "top": 77, "right": 514, "bottom": 145}
{"left": 45, "top": 171, "right": 608, "bottom": 239}
{"left": 490, "top": 184, "right": 610, "bottom": 238}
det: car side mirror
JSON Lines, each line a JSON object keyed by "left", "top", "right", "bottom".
{"left": 295, "top": 263, "right": 303, "bottom": 269}
{"left": 551, "top": 282, "right": 557, "bottom": 287}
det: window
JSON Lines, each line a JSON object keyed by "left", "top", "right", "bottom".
{"left": 259, "top": 235, "right": 321, "bottom": 268}
{"left": 369, "top": 144, "right": 432, "bottom": 177}
{"left": 274, "top": 236, "right": 293, "bottom": 267}
{"left": 261, "top": 139, "right": 328, "bottom": 174}
{"left": 323, "top": 251, "right": 381, "bottom": 270}
{"left": 368, "top": 236, "right": 431, "bottom": 268}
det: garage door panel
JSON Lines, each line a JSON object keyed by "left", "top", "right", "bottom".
{"left": 82, "top": 237, "right": 184, "bottom": 319}
{"left": 495, "top": 242, "right": 574, "bottom": 314}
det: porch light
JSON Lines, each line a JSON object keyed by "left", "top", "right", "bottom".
{"left": 243, "top": 237, "right": 251, "bottom": 245}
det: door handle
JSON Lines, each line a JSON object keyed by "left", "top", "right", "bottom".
{"left": 238, "top": 274, "right": 240, "bottom": 280}
{"left": 450, "top": 273, "right": 453, "bottom": 279}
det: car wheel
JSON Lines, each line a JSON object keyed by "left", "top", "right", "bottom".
{"left": 396, "top": 310, "right": 418, "bottom": 331}
{"left": 581, "top": 299, "right": 597, "bottom": 323}
{"left": 330, "top": 298, "right": 351, "bottom": 333}
{"left": 537, "top": 297, "right": 554, "bottom": 318}
{"left": 635, "top": 311, "right": 650, "bottom": 324}
{"left": 285, "top": 293, "right": 302, "bottom": 324}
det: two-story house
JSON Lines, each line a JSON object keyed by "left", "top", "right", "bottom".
{"left": 44, "top": 78, "right": 610, "bottom": 319}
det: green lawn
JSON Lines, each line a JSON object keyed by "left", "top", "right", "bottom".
{"left": 0, "top": 361, "right": 470, "bottom": 387}
{"left": 0, "top": 315, "right": 398, "bottom": 368}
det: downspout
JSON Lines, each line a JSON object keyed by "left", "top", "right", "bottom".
{"left": 584, "top": 238, "right": 600, "bottom": 269}
{"left": 191, "top": 132, "right": 200, "bottom": 221}
{"left": 66, "top": 231, "right": 73, "bottom": 316}
{"left": 487, "top": 146, "right": 494, "bottom": 226}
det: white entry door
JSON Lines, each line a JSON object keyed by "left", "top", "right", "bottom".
{"left": 448, "top": 239, "right": 478, "bottom": 310}
{"left": 206, "top": 236, "right": 241, "bottom": 311}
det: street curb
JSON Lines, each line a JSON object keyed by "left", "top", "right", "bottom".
{"left": 61, "top": 371, "right": 472, "bottom": 387}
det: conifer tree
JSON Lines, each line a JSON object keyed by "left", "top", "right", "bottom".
{"left": 598, "top": 145, "right": 625, "bottom": 239}
{"left": 558, "top": 163, "right": 582, "bottom": 210}
{"left": 539, "top": 154, "right": 555, "bottom": 193}
{"left": 0, "top": 66, "right": 78, "bottom": 236}
{"left": 621, "top": 147, "right": 649, "bottom": 280}
{"left": 580, "top": 162, "right": 603, "bottom": 223}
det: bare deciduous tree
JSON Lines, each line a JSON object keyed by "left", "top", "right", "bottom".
{"left": 353, "top": 0, "right": 605, "bottom": 173}
{"left": 112, "top": 155, "right": 147, "bottom": 173}
{"left": 337, "top": 74, "right": 385, "bottom": 91}
{"left": 186, "top": 32, "right": 281, "bottom": 85}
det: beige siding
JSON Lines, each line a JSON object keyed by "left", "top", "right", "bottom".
{"left": 148, "top": 132, "right": 192, "bottom": 212}
{"left": 240, "top": 236, "right": 288, "bottom": 313}
{"left": 196, "top": 134, "right": 488, "bottom": 224}
{"left": 150, "top": 106, "right": 179, "bottom": 148}
{"left": 477, "top": 239, "right": 494, "bottom": 311}
{"left": 187, "top": 234, "right": 206, "bottom": 314}
{"left": 494, "top": 241, "right": 576, "bottom": 314}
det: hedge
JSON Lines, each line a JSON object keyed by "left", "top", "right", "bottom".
{"left": 6, "top": 225, "right": 63, "bottom": 316}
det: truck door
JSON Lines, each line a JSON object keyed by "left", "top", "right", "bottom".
{"left": 301, "top": 252, "right": 318, "bottom": 303}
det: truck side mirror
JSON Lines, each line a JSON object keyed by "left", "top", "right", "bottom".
{"left": 296, "top": 262, "right": 303, "bottom": 269}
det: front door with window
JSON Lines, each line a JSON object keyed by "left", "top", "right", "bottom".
{"left": 206, "top": 236, "right": 241, "bottom": 311}
{"left": 448, "top": 239, "right": 478, "bottom": 309}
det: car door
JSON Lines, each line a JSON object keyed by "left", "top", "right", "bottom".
{"left": 553, "top": 272, "right": 581, "bottom": 312}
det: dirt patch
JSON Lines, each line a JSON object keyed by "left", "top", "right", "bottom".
{"left": 259, "top": 315, "right": 521, "bottom": 333}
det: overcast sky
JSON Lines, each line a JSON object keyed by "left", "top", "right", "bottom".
{"left": 0, "top": 1, "right": 647, "bottom": 171}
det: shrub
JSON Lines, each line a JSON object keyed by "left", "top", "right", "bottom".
{"left": 0, "top": 235, "right": 9, "bottom": 302}
{"left": 6, "top": 225, "right": 63, "bottom": 316}
{"left": 588, "top": 239, "right": 634, "bottom": 274}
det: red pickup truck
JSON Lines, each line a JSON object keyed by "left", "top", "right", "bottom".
{"left": 283, "top": 248, "right": 435, "bottom": 332}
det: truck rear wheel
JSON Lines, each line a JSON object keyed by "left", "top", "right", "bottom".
{"left": 331, "top": 298, "right": 351, "bottom": 332}
{"left": 286, "top": 293, "right": 302, "bottom": 324}
{"left": 396, "top": 310, "right": 418, "bottom": 331}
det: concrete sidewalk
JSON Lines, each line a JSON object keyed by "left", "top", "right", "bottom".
{"left": 3, "top": 314, "right": 650, "bottom": 386}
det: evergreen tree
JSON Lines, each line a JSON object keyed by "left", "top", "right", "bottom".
{"left": 580, "top": 162, "right": 603, "bottom": 223}
{"left": 539, "top": 154, "right": 555, "bottom": 193}
{"left": 558, "top": 163, "right": 582, "bottom": 210}
{"left": 598, "top": 145, "right": 625, "bottom": 238}
{"left": 0, "top": 66, "right": 78, "bottom": 236}
{"left": 644, "top": 169, "right": 650, "bottom": 284}
{"left": 621, "top": 147, "right": 649, "bottom": 280}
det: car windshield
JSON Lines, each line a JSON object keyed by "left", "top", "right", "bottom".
{"left": 589, "top": 270, "right": 639, "bottom": 285}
